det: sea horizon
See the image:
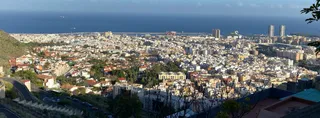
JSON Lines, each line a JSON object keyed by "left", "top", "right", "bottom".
{"left": 0, "top": 11, "right": 319, "bottom": 36}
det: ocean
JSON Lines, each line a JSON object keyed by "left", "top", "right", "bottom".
{"left": 0, "top": 11, "right": 319, "bottom": 35}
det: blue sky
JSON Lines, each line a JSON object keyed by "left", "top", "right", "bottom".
{"left": 0, "top": 0, "right": 315, "bottom": 16}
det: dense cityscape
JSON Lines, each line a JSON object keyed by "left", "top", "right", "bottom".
{"left": 0, "top": 23, "right": 319, "bottom": 118}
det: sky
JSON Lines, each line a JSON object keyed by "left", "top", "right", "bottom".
{"left": 0, "top": 0, "right": 316, "bottom": 17}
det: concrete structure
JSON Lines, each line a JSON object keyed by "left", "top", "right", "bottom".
{"left": 0, "top": 81, "right": 5, "bottom": 98}
{"left": 13, "top": 98, "right": 83, "bottom": 116}
{"left": 53, "top": 62, "right": 70, "bottom": 76}
{"left": 21, "top": 80, "right": 31, "bottom": 92}
{"left": 281, "top": 89, "right": 320, "bottom": 102}
{"left": 37, "top": 75, "right": 59, "bottom": 89}
{"left": 258, "top": 97, "right": 316, "bottom": 118}
{"left": 280, "top": 25, "right": 286, "bottom": 37}
{"left": 113, "top": 83, "right": 143, "bottom": 99}
{"left": 158, "top": 72, "right": 186, "bottom": 80}
{"left": 269, "top": 25, "right": 275, "bottom": 37}
{"left": 0, "top": 66, "right": 4, "bottom": 77}
{"left": 212, "top": 29, "right": 221, "bottom": 39}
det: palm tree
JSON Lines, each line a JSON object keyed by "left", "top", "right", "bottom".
{"left": 301, "top": 0, "right": 320, "bottom": 23}
{"left": 302, "top": 1, "right": 320, "bottom": 56}
{"left": 308, "top": 41, "right": 320, "bottom": 56}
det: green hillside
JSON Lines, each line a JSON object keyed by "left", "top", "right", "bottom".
{"left": 0, "top": 30, "right": 26, "bottom": 68}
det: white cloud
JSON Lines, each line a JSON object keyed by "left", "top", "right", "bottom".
{"left": 288, "top": 4, "right": 304, "bottom": 9}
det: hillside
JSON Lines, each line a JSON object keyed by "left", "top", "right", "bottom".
{"left": 0, "top": 30, "right": 26, "bottom": 69}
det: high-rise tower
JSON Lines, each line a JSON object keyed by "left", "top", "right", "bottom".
{"left": 212, "top": 29, "right": 221, "bottom": 39}
{"left": 268, "top": 25, "right": 275, "bottom": 37}
{"left": 280, "top": 25, "right": 286, "bottom": 37}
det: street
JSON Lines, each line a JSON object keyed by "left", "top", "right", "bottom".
{"left": 0, "top": 104, "right": 20, "bottom": 118}
{"left": 1, "top": 77, "right": 36, "bottom": 101}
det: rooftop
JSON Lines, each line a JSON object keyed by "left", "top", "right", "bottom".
{"left": 281, "top": 89, "right": 320, "bottom": 102}
{"left": 258, "top": 97, "right": 316, "bottom": 118}
{"left": 243, "top": 98, "right": 280, "bottom": 118}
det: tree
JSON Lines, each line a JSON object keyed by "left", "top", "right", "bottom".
{"left": 3, "top": 81, "right": 17, "bottom": 99}
{"left": 61, "top": 55, "right": 69, "bottom": 61}
{"left": 90, "top": 60, "right": 106, "bottom": 79}
{"left": 37, "top": 51, "right": 45, "bottom": 57}
{"left": 44, "top": 62, "right": 50, "bottom": 69}
{"left": 217, "top": 99, "right": 253, "bottom": 118}
{"left": 57, "top": 99, "right": 72, "bottom": 106}
{"left": 111, "top": 70, "right": 125, "bottom": 78}
{"left": 110, "top": 93, "right": 143, "bottom": 118}
{"left": 13, "top": 70, "right": 43, "bottom": 87}
{"left": 301, "top": 0, "right": 320, "bottom": 23}
{"left": 216, "top": 112, "right": 229, "bottom": 118}
{"left": 74, "top": 88, "right": 86, "bottom": 95}
{"left": 302, "top": 1, "right": 320, "bottom": 56}
{"left": 308, "top": 41, "right": 320, "bottom": 55}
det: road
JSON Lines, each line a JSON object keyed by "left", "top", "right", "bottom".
{"left": 1, "top": 77, "right": 35, "bottom": 101}
{"left": 0, "top": 104, "right": 20, "bottom": 118}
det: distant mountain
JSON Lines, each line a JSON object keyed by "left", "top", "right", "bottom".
{"left": 0, "top": 30, "right": 26, "bottom": 68}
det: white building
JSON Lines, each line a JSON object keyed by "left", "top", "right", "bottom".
{"left": 53, "top": 62, "right": 70, "bottom": 76}
{"left": 158, "top": 72, "right": 186, "bottom": 80}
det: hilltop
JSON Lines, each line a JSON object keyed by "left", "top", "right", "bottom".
{"left": 0, "top": 30, "right": 26, "bottom": 69}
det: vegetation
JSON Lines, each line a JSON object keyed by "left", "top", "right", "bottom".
{"left": 74, "top": 94, "right": 110, "bottom": 112}
{"left": 141, "top": 61, "right": 182, "bottom": 87}
{"left": 57, "top": 99, "right": 72, "bottom": 106}
{"left": 44, "top": 62, "right": 50, "bottom": 69}
{"left": 110, "top": 61, "right": 182, "bottom": 87}
{"left": 25, "top": 41, "right": 67, "bottom": 47}
{"left": 216, "top": 98, "right": 255, "bottom": 118}
{"left": 3, "top": 81, "right": 18, "bottom": 99}
{"left": 37, "top": 51, "right": 45, "bottom": 58}
{"left": 302, "top": 1, "right": 320, "bottom": 56}
{"left": 32, "top": 92, "right": 41, "bottom": 99}
{"left": 0, "top": 113, "right": 7, "bottom": 118}
{"left": 308, "top": 41, "right": 320, "bottom": 55}
{"left": 109, "top": 93, "right": 142, "bottom": 118}
{"left": 0, "top": 30, "right": 26, "bottom": 69}
{"left": 57, "top": 76, "right": 75, "bottom": 85}
{"left": 12, "top": 70, "right": 43, "bottom": 87}
{"left": 301, "top": 0, "right": 320, "bottom": 23}
{"left": 74, "top": 88, "right": 86, "bottom": 95}
{"left": 89, "top": 59, "right": 106, "bottom": 79}
{"left": 61, "top": 55, "right": 69, "bottom": 61}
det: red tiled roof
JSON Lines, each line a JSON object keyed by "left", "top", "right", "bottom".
{"left": 86, "top": 80, "right": 97, "bottom": 86}
{"left": 37, "top": 74, "right": 53, "bottom": 80}
{"left": 61, "top": 83, "right": 75, "bottom": 90}
{"left": 140, "top": 65, "right": 147, "bottom": 68}
{"left": 21, "top": 79, "right": 30, "bottom": 83}
{"left": 118, "top": 78, "right": 126, "bottom": 81}
{"left": 16, "top": 64, "right": 29, "bottom": 67}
